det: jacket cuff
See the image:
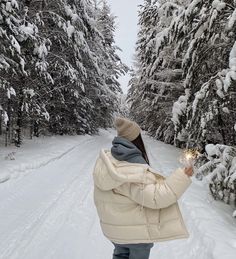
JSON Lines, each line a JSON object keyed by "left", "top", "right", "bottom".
{"left": 165, "top": 168, "right": 192, "bottom": 199}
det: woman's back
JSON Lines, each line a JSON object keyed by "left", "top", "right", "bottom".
{"left": 93, "top": 148, "right": 191, "bottom": 244}
{"left": 93, "top": 117, "right": 193, "bottom": 259}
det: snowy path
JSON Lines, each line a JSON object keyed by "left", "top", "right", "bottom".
{"left": 0, "top": 130, "right": 236, "bottom": 259}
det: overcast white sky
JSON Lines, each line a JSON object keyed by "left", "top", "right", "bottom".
{"left": 107, "top": 0, "right": 143, "bottom": 94}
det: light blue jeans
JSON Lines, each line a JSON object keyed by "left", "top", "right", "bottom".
{"left": 112, "top": 242, "right": 154, "bottom": 259}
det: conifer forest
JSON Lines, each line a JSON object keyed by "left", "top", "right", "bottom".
{"left": 0, "top": 1, "right": 236, "bottom": 257}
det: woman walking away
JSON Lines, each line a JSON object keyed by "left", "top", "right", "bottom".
{"left": 93, "top": 117, "right": 193, "bottom": 259}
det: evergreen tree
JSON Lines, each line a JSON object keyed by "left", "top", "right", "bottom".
{"left": 0, "top": 0, "right": 128, "bottom": 145}
{"left": 0, "top": 0, "right": 50, "bottom": 146}
{"left": 128, "top": 0, "right": 236, "bottom": 216}
{"left": 91, "top": 0, "right": 128, "bottom": 128}
{"left": 129, "top": 0, "right": 236, "bottom": 149}
{"left": 128, "top": 1, "right": 159, "bottom": 127}
{"left": 128, "top": 0, "right": 187, "bottom": 143}
{"left": 169, "top": 0, "right": 236, "bottom": 149}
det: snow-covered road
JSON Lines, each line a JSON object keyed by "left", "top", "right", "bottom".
{"left": 0, "top": 130, "right": 235, "bottom": 259}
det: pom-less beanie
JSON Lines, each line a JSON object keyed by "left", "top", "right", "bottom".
{"left": 114, "top": 117, "right": 141, "bottom": 141}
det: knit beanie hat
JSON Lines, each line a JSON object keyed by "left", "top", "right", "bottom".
{"left": 114, "top": 117, "right": 141, "bottom": 141}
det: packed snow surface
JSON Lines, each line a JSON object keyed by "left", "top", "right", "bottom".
{"left": 0, "top": 130, "right": 235, "bottom": 259}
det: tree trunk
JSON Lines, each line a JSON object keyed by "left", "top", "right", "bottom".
{"left": 33, "top": 120, "right": 39, "bottom": 137}
{"left": 15, "top": 85, "right": 24, "bottom": 147}
{"left": 217, "top": 103, "right": 226, "bottom": 144}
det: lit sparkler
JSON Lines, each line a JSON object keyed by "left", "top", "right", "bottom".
{"left": 179, "top": 148, "right": 200, "bottom": 167}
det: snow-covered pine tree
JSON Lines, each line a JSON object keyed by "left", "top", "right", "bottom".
{"left": 129, "top": 0, "right": 235, "bottom": 149}
{"left": 0, "top": 0, "right": 127, "bottom": 145}
{"left": 151, "top": 0, "right": 236, "bottom": 216}
{"left": 128, "top": 0, "right": 187, "bottom": 143}
{"left": 36, "top": 0, "right": 127, "bottom": 134}
{"left": 0, "top": 0, "right": 51, "bottom": 146}
{"left": 196, "top": 143, "right": 236, "bottom": 217}
{"left": 169, "top": 0, "right": 236, "bottom": 149}
{"left": 193, "top": 3, "right": 236, "bottom": 217}
{"left": 91, "top": 0, "right": 128, "bottom": 128}
{"left": 144, "top": 1, "right": 187, "bottom": 143}
{"left": 128, "top": 0, "right": 159, "bottom": 127}
{"left": 31, "top": 0, "right": 95, "bottom": 135}
{"left": 128, "top": 0, "right": 236, "bottom": 216}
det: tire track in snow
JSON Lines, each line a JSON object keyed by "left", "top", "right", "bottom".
{"left": 43, "top": 135, "right": 113, "bottom": 259}
{"left": 0, "top": 156, "right": 85, "bottom": 257}
{"left": 0, "top": 137, "right": 93, "bottom": 184}
{"left": 9, "top": 151, "right": 97, "bottom": 259}
{"left": 41, "top": 135, "right": 113, "bottom": 259}
{"left": 0, "top": 138, "right": 95, "bottom": 211}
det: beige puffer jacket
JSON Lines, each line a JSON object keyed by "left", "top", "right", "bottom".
{"left": 93, "top": 149, "right": 192, "bottom": 244}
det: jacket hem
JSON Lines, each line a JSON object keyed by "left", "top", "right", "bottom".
{"left": 107, "top": 233, "right": 190, "bottom": 244}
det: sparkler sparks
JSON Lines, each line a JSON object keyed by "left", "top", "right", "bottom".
{"left": 179, "top": 148, "right": 200, "bottom": 167}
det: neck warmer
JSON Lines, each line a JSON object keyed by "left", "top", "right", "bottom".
{"left": 111, "top": 136, "right": 147, "bottom": 164}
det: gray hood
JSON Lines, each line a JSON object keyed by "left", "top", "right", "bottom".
{"left": 111, "top": 136, "right": 147, "bottom": 164}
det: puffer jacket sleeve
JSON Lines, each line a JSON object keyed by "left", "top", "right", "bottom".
{"left": 114, "top": 168, "right": 192, "bottom": 209}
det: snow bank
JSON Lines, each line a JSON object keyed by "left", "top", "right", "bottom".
{"left": 0, "top": 134, "right": 92, "bottom": 184}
